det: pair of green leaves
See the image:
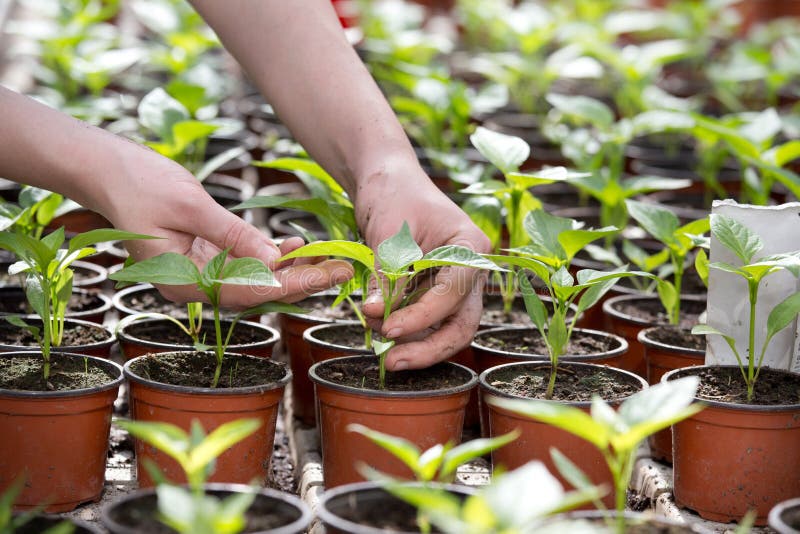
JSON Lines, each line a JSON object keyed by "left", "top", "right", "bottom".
{"left": 118, "top": 419, "right": 260, "bottom": 534}
{"left": 0, "top": 186, "right": 80, "bottom": 238}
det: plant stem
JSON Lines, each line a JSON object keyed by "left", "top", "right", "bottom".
{"left": 546, "top": 364, "right": 557, "bottom": 400}
{"left": 211, "top": 303, "right": 223, "bottom": 388}
{"left": 41, "top": 279, "right": 52, "bottom": 380}
{"left": 746, "top": 279, "right": 758, "bottom": 401}
{"left": 671, "top": 253, "right": 685, "bottom": 325}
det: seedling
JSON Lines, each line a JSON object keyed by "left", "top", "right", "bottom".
{"left": 0, "top": 186, "right": 80, "bottom": 239}
{"left": 692, "top": 214, "right": 800, "bottom": 402}
{"left": 489, "top": 376, "right": 704, "bottom": 533}
{"left": 0, "top": 228, "right": 155, "bottom": 380}
{"left": 110, "top": 248, "right": 303, "bottom": 388}
{"left": 348, "top": 424, "right": 519, "bottom": 483}
{"left": 279, "top": 222, "right": 504, "bottom": 388}
{"left": 488, "top": 210, "right": 648, "bottom": 399}
{"left": 625, "top": 200, "right": 710, "bottom": 325}
{"left": 118, "top": 418, "right": 261, "bottom": 534}
{"left": 462, "top": 126, "right": 585, "bottom": 314}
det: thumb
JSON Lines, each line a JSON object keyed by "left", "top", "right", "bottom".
{"left": 197, "top": 203, "right": 281, "bottom": 266}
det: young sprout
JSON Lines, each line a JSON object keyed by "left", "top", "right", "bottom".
{"left": 0, "top": 227, "right": 156, "bottom": 380}
{"left": 489, "top": 376, "right": 704, "bottom": 533}
{"left": 486, "top": 210, "right": 649, "bottom": 399}
{"left": 280, "top": 222, "right": 505, "bottom": 388}
{"left": 110, "top": 248, "right": 303, "bottom": 388}
{"left": 692, "top": 214, "right": 800, "bottom": 402}
{"left": 625, "top": 199, "right": 710, "bottom": 325}
{"left": 0, "top": 186, "right": 80, "bottom": 240}
{"left": 118, "top": 418, "right": 262, "bottom": 534}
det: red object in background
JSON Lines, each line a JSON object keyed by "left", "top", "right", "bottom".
{"left": 331, "top": 0, "right": 358, "bottom": 28}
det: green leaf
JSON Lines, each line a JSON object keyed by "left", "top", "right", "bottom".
{"left": 347, "top": 424, "right": 421, "bottom": 475}
{"left": 24, "top": 277, "right": 47, "bottom": 326}
{"left": 41, "top": 227, "right": 66, "bottom": 255}
{"left": 459, "top": 180, "right": 508, "bottom": 196}
{"left": 765, "top": 139, "right": 800, "bottom": 167}
{"left": 764, "top": 291, "right": 800, "bottom": 347}
{"left": 214, "top": 491, "right": 255, "bottom": 533}
{"left": 188, "top": 419, "right": 262, "bottom": 476}
{"left": 138, "top": 87, "right": 190, "bottom": 141}
{"left": 710, "top": 214, "right": 762, "bottom": 265}
{"left": 559, "top": 226, "right": 619, "bottom": 264}
{"left": 519, "top": 272, "right": 548, "bottom": 332}
{"left": 117, "top": 420, "right": 191, "bottom": 463}
{"left": 485, "top": 254, "right": 551, "bottom": 284}
{"left": 469, "top": 126, "right": 529, "bottom": 174}
{"left": 0, "top": 231, "right": 51, "bottom": 267}
{"left": 110, "top": 252, "right": 201, "bottom": 285}
{"left": 372, "top": 338, "right": 395, "bottom": 356}
{"left": 218, "top": 257, "right": 279, "bottom": 287}
{"left": 694, "top": 249, "right": 709, "bottom": 287}
{"left": 202, "top": 249, "right": 229, "bottom": 283}
{"left": 67, "top": 229, "right": 157, "bottom": 255}
{"left": 156, "top": 485, "right": 196, "bottom": 531}
{"left": 253, "top": 157, "right": 344, "bottom": 196}
{"left": 625, "top": 199, "right": 679, "bottom": 245}
{"left": 236, "top": 301, "right": 306, "bottom": 320}
{"left": 412, "top": 245, "right": 505, "bottom": 272}
{"left": 280, "top": 240, "right": 375, "bottom": 271}
{"left": 522, "top": 210, "right": 573, "bottom": 261}
{"left": 172, "top": 120, "right": 219, "bottom": 153}
{"left": 550, "top": 448, "right": 595, "bottom": 492}
{"left": 377, "top": 222, "right": 423, "bottom": 274}
{"left": 440, "top": 430, "right": 519, "bottom": 479}
{"left": 575, "top": 267, "right": 633, "bottom": 315}
{"left": 546, "top": 93, "right": 614, "bottom": 130}
{"left": 488, "top": 397, "right": 608, "bottom": 449}
{"left": 462, "top": 196, "right": 502, "bottom": 250}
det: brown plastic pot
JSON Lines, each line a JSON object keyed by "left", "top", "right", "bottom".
{"left": 117, "top": 317, "right": 279, "bottom": 360}
{"left": 480, "top": 361, "right": 647, "bottom": 508}
{"left": 0, "top": 287, "right": 112, "bottom": 325}
{"left": 665, "top": 366, "right": 800, "bottom": 525}
{"left": 101, "top": 483, "right": 311, "bottom": 534}
{"left": 304, "top": 322, "right": 369, "bottom": 360}
{"left": 278, "top": 292, "right": 355, "bottom": 426}
{"left": 0, "top": 318, "right": 115, "bottom": 358}
{"left": 309, "top": 355, "right": 477, "bottom": 488}
{"left": 124, "top": 351, "right": 291, "bottom": 488}
{"left": 0, "top": 352, "right": 123, "bottom": 512}
{"left": 317, "top": 481, "right": 476, "bottom": 534}
{"left": 602, "top": 294, "right": 706, "bottom": 378}
{"left": 638, "top": 326, "right": 705, "bottom": 464}
{"left": 769, "top": 497, "right": 800, "bottom": 534}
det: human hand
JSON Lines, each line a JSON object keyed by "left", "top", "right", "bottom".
{"left": 355, "top": 165, "right": 491, "bottom": 371}
{"left": 101, "top": 151, "right": 352, "bottom": 308}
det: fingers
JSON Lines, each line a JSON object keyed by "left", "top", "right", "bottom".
{"left": 383, "top": 285, "right": 483, "bottom": 371}
{"left": 380, "top": 266, "right": 484, "bottom": 340}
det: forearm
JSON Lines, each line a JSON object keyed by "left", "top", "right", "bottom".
{"left": 0, "top": 85, "right": 178, "bottom": 223}
{"left": 188, "top": 0, "right": 427, "bottom": 199}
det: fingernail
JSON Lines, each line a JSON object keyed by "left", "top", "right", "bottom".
{"left": 386, "top": 328, "right": 402, "bottom": 338}
{"left": 393, "top": 360, "right": 408, "bottom": 371}
{"left": 365, "top": 294, "right": 382, "bottom": 305}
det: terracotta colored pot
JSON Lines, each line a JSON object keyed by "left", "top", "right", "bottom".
{"left": 277, "top": 292, "right": 354, "bottom": 426}
{"left": 317, "top": 481, "right": 476, "bottom": 534}
{"left": 124, "top": 351, "right": 291, "bottom": 488}
{"left": 769, "top": 497, "right": 800, "bottom": 534}
{"left": 304, "top": 322, "right": 369, "bottom": 361}
{"left": 101, "top": 483, "right": 311, "bottom": 534}
{"left": 638, "top": 326, "right": 705, "bottom": 464}
{"left": 0, "top": 352, "right": 123, "bottom": 512}
{"left": 0, "top": 287, "right": 112, "bottom": 325}
{"left": 602, "top": 294, "right": 706, "bottom": 378}
{"left": 665, "top": 366, "right": 800, "bottom": 525}
{"left": 0, "top": 318, "right": 115, "bottom": 359}
{"left": 480, "top": 361, "right": 647, "bottom": 508}
{"left": 117, "top": 317, "right": 279, "bottom": 360}
{"left": 49, "top": 208, "right": 111, "bottom": 234}
{"left": 309, "top": 355, "right": 477, "bottom": 488}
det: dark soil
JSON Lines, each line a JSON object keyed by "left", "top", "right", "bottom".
{"left": 0, "top": 321, "right": 110, "bottom": 347}
{"left": 481, "top": 294, "right": 532, "bottom": 326}
{"left": 121, "top": 289, "right": 222, "bottom": 318}
{"left": 627, "top": 489, "right": 652, "bottom": 512}
{"left": 477, "top": 328, "right": 619, "bottom": 356}
{"left": 486, "top": 364, "right": 642, "bottom": 402}
{"left": 777, "top": 504, "right": 800, "bottom": 530}
{"left": 684, "top": 367, "right": 800, "bottom": 405}
{"left": 310, "top": 323, "right": 367, "bottom": 349}
{"left": 0, "top": 290, "right": 104, "bottom": 315}
{"left": 613, "top": 298, "right": 704, "bottom": 328}
{"left": 317, "top": 358, "right": 472, "bottom": 391}
{"left": 0, "top": 354, "right": 115, "bottom": 391}
{"left": 128, "top": 351, "right": 287, "bottom": 389}
{"left": 106, "top": 490, "right": 303, "bottom": 534}
{"left": 302, "top": 293, "right": 359, "bottom": 321}
{"left": 124, "top": 319, "right": 270, "bottom": 346}
{"left": 332, "top": 494, "right": 446, "bottom": 533}
{"left": 645, "top": 326, "right": 706, "bottom": 351}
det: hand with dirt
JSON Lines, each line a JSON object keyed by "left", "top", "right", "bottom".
{"left": 0, "top": 86, "right": 352, "bottom": 308}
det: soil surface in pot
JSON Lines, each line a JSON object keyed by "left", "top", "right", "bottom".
{"left": 613, "top": 298, "right": 705, "bottom": 327}
{"left": 0, "top": 291, "right": 104, "bottom": 315}
{"left": 317, "top": 359, "right": 471, "bottom": 391}
{"left": 0, "top": 321, "right": 109, "bottom": 347}
{"left": 120, "top": 289, "right": 220, "bottom": 318}
{"left": 487, "top": 364, "right": 642, "bottom": 402}
{"left": 0, "top": 354, "right": 115, "bottom": 391}
{"left": 645, "top": 326, "right": 706, "bottom": 351}
{"left": 481, "top": 295, "right": 532, "bottom": 326}
{"left": 692, "top": 367, "right": 800, "bottom": 405}
{"left": 124, "top": 320, "right": 268, "bottom": 346}
{"left": 109, "top": 491, "right": 301, "bottom": 534}
{"left": 478, "top": 329, "right": 617, "bottom": 355}
{"left": 0, "top": 264, "right": 99, "bottom": 287}
{"left": 129, "top": 351, "right": 286, "bottom": 389}
{"left": 311, "top": 323, "right": 366, "bottom": 349}
{"left": 332, "top": 497, "right": 446, "bottom": 533}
